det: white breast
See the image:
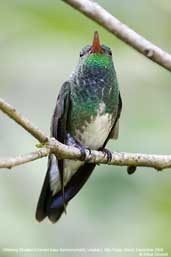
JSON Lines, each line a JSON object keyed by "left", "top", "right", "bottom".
{"left": 77, "top": 112, "right": 112, "bottom": 149}
{"left": 75, "top": 102, "right": 113, "bottom": 149}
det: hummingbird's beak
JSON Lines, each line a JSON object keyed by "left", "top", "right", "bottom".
{"left": 90, "top": 31, "right": 103, "bottom": 54}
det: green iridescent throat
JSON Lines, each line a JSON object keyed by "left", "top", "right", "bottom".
{"left": 85, "top": 53, "right": 112, "bottom": 68}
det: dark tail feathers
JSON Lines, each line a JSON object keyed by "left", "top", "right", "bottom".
{"left": 36, "top": 155, "right": 95, "bottom": 223}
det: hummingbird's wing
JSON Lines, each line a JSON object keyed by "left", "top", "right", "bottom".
{"left": 103, "top": 92, "right": 122, "bottom": 146}
{"left": 109, "top": 92, "right": 122, "bottom": 140}
{"left": 36, "top": 81, "right": 71, "bottom": 222}
{"left": 50, "top": 81, "right": 71, "bottom": 209}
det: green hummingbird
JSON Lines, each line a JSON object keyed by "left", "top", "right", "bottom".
{"left": 36, "top": 31, "right": 122, "bottom": 223}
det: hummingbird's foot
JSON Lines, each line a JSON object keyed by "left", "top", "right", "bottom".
{"left": 101, "top": 148, "right": 113, "bottom": 162}
{"left": 127, "top": 166, "right": 137, "bottom": 175}
{"left": 66, "top": 132, "right": 91, "bottom": 161}
{"left": 77, "top": 145, "right": 91, "bottom": 161}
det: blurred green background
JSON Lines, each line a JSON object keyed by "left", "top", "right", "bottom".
{"left": 0, "top": 0, "right": 171, "bottom": 256}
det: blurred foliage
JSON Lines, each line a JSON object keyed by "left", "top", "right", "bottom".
{"left": 0, "top": 1, "right": 171, "bottom": 257}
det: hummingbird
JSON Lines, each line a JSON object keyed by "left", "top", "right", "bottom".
{"left": 36, "top": 31, "right": 122, "bottom": 223}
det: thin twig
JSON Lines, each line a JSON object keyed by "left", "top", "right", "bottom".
{"left": 0, "top": 148, "right": 50, "bottom": 169}
{"left": 63, "top": 0, "right": 171, "bottom": 71}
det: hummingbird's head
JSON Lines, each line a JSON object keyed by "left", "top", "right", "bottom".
{"left": 79, "top": 31, "right": 113, "bottom": 69}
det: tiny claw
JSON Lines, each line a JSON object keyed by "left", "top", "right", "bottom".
{"left": 102, "top": 148, "right": 112, "bottom": 162}
{"left": 79, "top": 147, "right": 86, "bottom": 161}
{"left": 127, "top": 166, "right": 137, "bottom": 175}
{"left": 79, "top": 147, "right": 92, "bottom": 161}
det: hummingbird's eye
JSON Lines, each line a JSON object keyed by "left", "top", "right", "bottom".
{"left": 80, "top": 46, "right": 91, "bottom": 57}
{"left": 109, "top": 50, "right": 112, "bottom": 56}
{"left": 80, "top": 51, "right": 84, "bottom": 57}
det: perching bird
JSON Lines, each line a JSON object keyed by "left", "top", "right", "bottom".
{"left": 36, "top": 31, "right": 122, "bottom": 223}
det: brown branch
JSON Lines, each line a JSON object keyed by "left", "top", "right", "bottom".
{"left": 63, "top": 0, "right": 171, "bottom": 71}
{"left": 1, "top": 136, "right": 171, "bottom": 170}
{"left": 1, "top": 97, "right": 171, "bottom": 171}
